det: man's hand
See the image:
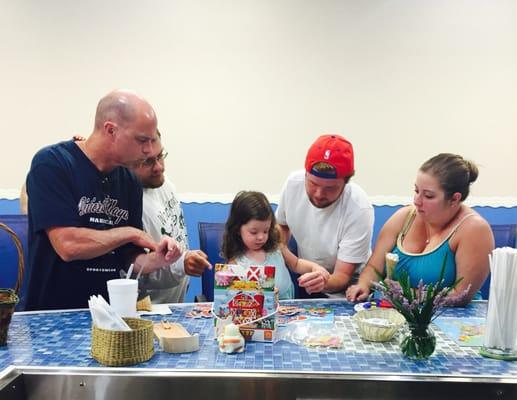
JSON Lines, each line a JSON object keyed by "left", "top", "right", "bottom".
{"left": 155, "top": 236, "right": 182, "bottom": 263}
{"left": 184, "top": 250, "right": 212, "bottom": 276}
{"left": 130, "top": 228, "right": 158, "bottom": 252}
{"left": 135, "top": 237, "right": 183, "bottom": 275}
{"left": 298, "top": 266, "right": 330, "bottom": 294}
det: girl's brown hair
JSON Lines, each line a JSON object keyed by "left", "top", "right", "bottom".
{"left": 221, "top": 191, "right": 280, "bottom": 260}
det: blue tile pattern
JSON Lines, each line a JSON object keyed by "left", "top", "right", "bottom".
{"left": 1, "top": 300, "right": 516, "bottom": 377}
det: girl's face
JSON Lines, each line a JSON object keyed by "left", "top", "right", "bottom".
{"left": 413, "top": 171, "right": 449, "bottom": 219}
{"left": 240, "top": 218, "right": 271, "bottom": 252}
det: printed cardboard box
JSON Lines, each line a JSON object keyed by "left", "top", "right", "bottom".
{"left": 213, "top": 263, "right": 277, "bottom": 342}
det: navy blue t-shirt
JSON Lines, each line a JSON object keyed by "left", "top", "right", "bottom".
{"left": 25, "top": 140, "right": 143, "bottom": 310}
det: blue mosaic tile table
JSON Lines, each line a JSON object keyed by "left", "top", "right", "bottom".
{"left": 1, "top": 299, "right": 516, "bottom": 379}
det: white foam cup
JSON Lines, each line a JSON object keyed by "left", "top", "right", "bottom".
{"left": 107, "top": 278, "right": 138, "bottom": 318}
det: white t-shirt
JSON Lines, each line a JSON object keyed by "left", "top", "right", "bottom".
{"left": 139, "top": 176, "right": 189, "bottom": 304}
{"left": 276, "top": 170, "right": 374, "bottom": 273}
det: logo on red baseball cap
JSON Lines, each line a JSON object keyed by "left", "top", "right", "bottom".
{"left": 305, "top": 134, "right": 354, "bottom": 179}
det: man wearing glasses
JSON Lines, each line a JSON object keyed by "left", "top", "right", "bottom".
{"left": 132, "top": 137, "right": 211, "bottom": 303}
{"left": 25, "top": 90, "right": 183, "bottom": 310}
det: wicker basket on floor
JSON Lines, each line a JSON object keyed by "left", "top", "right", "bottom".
{"left": 91, "top": 318, "right": 154, "bottom": 366}
{"left": 0, "top": 222, "right": 24, "bottom": 346}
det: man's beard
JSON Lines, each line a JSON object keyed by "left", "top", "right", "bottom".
{"left": 142, "top": 175, "right": 165, "bottom": 189}
{"left": 309, "top": 196, "right": 333, "bottom": 209}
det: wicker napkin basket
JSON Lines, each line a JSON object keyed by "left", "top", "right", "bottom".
{"left": 91, "top": 318, "right": 154, "bottom": 366}
{"left": 0, "top": 223, "right": 24, "bottom": 346}
{"left": 353, "top": 308, "right": 405, "bottom": 342}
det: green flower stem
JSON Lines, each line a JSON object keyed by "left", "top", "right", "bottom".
{"left": 400, "top": 324, "right": 436, "bottom": 360}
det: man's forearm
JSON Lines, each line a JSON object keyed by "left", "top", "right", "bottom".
{"left": 324, "top": 271, "right": 354, "bottom": 293}
{"left": 48, "top": 226, "right": 139, "bottom": 261}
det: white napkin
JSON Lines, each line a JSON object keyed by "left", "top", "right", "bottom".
{"left": 88, "top": 295, "right": 131, "bottom": 331}
{"left": 484, "top": 247, "right": 517, "bottom": 349}
{"left": 137, "top": 304, "right": 173, "bottom": 316}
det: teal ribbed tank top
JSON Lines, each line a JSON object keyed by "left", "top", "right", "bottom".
{"left": 389, "top": 208, "right": 475, "bottom": 289}
{"left": 391, "top": 241, "right": 456, "bottom": 287}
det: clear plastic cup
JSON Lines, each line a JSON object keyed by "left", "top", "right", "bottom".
{"left": 107, "top": 279, "right": 138, "bottom": 318}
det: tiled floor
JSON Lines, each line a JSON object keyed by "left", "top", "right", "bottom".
{"left": 1, "top": 300, "right": 516, "bottom": 377}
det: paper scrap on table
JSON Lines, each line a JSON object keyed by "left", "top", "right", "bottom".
{"left": 138, "top": 304, "right": 172, "bottom": 316}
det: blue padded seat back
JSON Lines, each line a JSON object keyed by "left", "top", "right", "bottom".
{"left": 198, "top": 222, "right": 225, "bottom": 302}
{"left": 480, "top": 224, "right": 517, "bottom": 299}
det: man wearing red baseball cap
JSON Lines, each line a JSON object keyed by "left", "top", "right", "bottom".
{"left": 276, "top": 134, "right": 374, "bottom": 296}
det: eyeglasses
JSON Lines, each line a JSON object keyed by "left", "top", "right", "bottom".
{"left": 140, "top": 150, "right": 168, "bottom": 168}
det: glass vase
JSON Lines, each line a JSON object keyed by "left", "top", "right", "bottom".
{"left": 400, "top": 323, "right": 436, "bottom": 360}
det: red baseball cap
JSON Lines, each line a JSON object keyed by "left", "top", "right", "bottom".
{"left": 305, "top": 134, "right": 354, "bottom": 179}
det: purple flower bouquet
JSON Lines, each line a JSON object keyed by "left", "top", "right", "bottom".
{"left": 373, "top": 253, "right": 470, "bottom": 359}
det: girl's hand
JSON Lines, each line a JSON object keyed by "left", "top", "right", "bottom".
{"left": 346, "top": 283, "right": 371, "bottom": 302}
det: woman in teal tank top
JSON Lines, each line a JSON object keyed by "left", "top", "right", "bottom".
{"left": 347, "top": 153, "right": 494, "bottom": 306}
{"left": 390, "top": 207, "right": 472, "bottom": 288}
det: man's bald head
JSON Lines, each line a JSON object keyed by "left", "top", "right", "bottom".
{"left": 94, "top": 89, "right": 156, "bottom": 130}
{"left": 82, "top": 90, "right": 159, "bottom": 172}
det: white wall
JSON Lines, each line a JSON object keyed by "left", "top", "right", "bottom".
{"left": 1, "top": 0, "right": 516, "bottom": 200}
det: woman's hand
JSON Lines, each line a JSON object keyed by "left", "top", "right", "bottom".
{"left": 346, "top": 283, "right": 371, "bottom": 302}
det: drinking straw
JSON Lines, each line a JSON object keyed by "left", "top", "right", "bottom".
{"left": 136, "top": 262, "right": 146, "bottom": 280}
{"left": 126, "top": 263, "right": 134, "bottom": 279}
